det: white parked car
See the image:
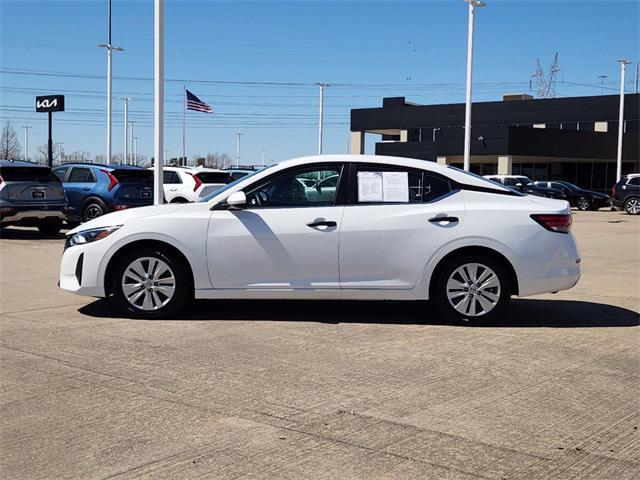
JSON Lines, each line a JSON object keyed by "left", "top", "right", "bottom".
{"left": 60, "top": 155, "right": 580, "bottom": 325}
{"left": 153, "top": 166, "right": 230, "bottom": 203}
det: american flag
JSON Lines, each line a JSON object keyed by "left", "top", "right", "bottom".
{"left": 186, "top": 89, "right": 213, "bottom": 113}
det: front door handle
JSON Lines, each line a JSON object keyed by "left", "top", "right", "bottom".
{"left": 307, "top": 220, "right": 337, "bottom": 228}
{"left": 429, "top": 216, "right": 459, "bottom": 224}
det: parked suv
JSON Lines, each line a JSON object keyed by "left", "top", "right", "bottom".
{"left": 0, "top": 160, "right": 67, "bottom": 235}
{"left": 483, "top": 175, "right": 563, "bottom": 199}
{"left": 611, "top": 174, "right": 640, "bottom": 215}
{"left": 153, "top": 166, "right": 231, "bottom": 203}
{"left": 533, "top": 181, "right": 610, "bottom": 211}
{"left": 53, "top": 163, "right": 153, "bottom": 223}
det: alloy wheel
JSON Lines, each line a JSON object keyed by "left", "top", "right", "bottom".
{"left": 625, "top": 198, "right": 640, "bottom": 215}
{"left": 577, "top": 197, "right": 589, "bottom": 211}
{"left": 446, "top": 263, "right": 501, "bottom": 317}
{"left": 121, "top": 257, "right": 176, "bottom": 311}
{"left": 84, "top": 204, "right": 104, "bottom": 221}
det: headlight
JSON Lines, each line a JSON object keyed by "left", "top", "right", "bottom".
{"left": 65, "top": 226, "right": 121, "bottom": 249}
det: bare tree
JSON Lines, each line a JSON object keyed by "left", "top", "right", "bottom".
{"left": 0, "top": 121, "right": 21, "bottom": 159}
{"left": 204, "top": 152, "right": 231, "bottom": 169}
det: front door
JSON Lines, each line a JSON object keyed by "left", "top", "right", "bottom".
{"left": 207, "top": 163, "right": 345, "bottom": 289}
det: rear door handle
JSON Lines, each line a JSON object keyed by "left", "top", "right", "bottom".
{"left": 307, "top": 220, "right": 337, "bottom": 228}
{"left": 429, "top": 216, "right": 459, "bottom": 223}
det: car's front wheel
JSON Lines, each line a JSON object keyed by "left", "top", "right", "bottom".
{"left": 624, "top": 197, "right": 640, "bottom": 215}
{"left": 432, "top": 254, "right": 512, "bottom": 326}
{"left": 110, "top": 247, "right": 191, "bottom": 318}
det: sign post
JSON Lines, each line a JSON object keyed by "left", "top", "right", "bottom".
{"left": 35, "top": 95, "right": 65, "bottom": 167}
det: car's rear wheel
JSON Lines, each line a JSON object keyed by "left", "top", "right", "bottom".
{"left": 37, "top": 219, "right": 62, "bottom": 236}
{"left": 576, "top": 197, "right": 590, "bottom": 211}
{"left": 110, "top": 247, "right": 190, "bottom": 319}
{"left": 432, "top": 254, "right": 512, "bottom": 326}
{"left": 82, "top": 200, "right": 106, "bottom": 222}
{"left": 624, "top": 197, "right": 640, "bottom": 215}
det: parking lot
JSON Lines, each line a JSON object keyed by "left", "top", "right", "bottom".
{"left": 0, "top": 210, "right": 638, "bottom": 479}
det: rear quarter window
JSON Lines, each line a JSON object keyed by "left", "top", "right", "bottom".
{"left": 195, "top": 172, "right": 232, "bottom": 184}
{"left": 627, "top": 177, "right": 640, "bottom": 186}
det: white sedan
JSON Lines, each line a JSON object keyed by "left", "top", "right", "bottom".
{"left": 59, "top": 155, "right": 580, "bottom": 325}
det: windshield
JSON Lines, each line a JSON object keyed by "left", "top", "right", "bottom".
{"left": 199, "top": 165, "right": 274, "bottom": 202}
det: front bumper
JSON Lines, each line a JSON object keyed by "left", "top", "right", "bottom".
{"left": 59, "top": 243, "right": 105, "bottom": 297}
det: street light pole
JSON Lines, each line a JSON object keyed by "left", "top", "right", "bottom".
{"left": 129, "top": 121, "right": 134, "bottom": 165}
{"left": 122, "top": 97, "right": 131, "bottom": 164}
{"left": 153, "top": 0, "right": 164, "bottom": 204}
{"left": 597, "top": 74, "right": 607, "bottom": 95}
{"left": 616, "top": 59, "right": 631, "bottom": 183}
{"left": 317, "top": 83, "right": 328, "bottom": 155}
{"left": 235, "top": 131, "right": 243, "bottom": 167}
{"left": 463, "top": 0, "right": 486, "bottom": 172}
{"left": 133, "top": 136, "right": 138, "bottom": 166}
{"left": 22, "top": 126, "right": 31, "bottom": 161}
{"left": 98, "top": 0, "right": 124, "bottom": 164}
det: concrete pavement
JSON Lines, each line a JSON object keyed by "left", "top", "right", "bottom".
{"left": 1, "top": 210, "right": 638, "bottom": 479}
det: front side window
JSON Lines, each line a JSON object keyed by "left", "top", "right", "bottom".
{"left": 245, "top": 165, "right": 342, "bottom": 208}
{"left": 67, "top": 167, "right": 96, "bottom": 183}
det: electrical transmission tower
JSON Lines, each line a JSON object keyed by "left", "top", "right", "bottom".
{"left": 531, "top": 52, "right": 561, "bottom": 98}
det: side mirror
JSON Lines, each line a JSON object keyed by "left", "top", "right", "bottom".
{"left": 226, "top": 191, "right": 247, "bottom": 209}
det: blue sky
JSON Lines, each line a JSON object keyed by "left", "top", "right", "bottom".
{"left": 1, "top": 0, "right": 638, "bottom": 164}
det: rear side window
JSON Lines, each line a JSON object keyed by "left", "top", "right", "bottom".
{"left": 52, "top": 165, "right": 70, "bottom": 181}
{"left": 628, "top": 177, "right": 640, "bottom": 186}
{"left": 112, "top": 169, "right": 153, "bottom": 184}
{"left": 163, "top": 171, "right": 181, "bottom": 184}
{"left": 0, "top": 166, "right": 59, "bottom": 182}
{"left": 353, "top": 164, "right": 451, "bottom": 204}
{"left": 195, "top": 171, "right": 232, "bottom": 184}
{"left": 67, "top": 167, "right": 96, "bottom": 183}
{"left": 230, "top": 171, "right": 250, "bottom": 181}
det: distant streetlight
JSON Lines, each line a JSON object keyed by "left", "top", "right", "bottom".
{"left": 316, "top": 83, "right": 329, "bottom": 155}
{"left": 236, "top": 131, "right": 243, "bottom": 167}
{"left": 463, "top": 0, "right": 486, "bottom": 172}
{"left": 121, "top": 97, "right": 131, "bottom": 164}
{"left": 22, "top": 126, "right": 31, "bottom": 161}
{"left": 616, "top": 59, "right": 631, "bottom": 182}
{"left": 597, "top": 75, "right": 607, "bottom": 95}
{"left": 153, "top": 0, "right": 164, "bottom": 204}
{"left": 98, "top": 0, "right": 124, "bottom": 164}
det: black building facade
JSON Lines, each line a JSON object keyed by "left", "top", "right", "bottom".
{"left": 350, "top": 93, "right": 639, "bottom": 192}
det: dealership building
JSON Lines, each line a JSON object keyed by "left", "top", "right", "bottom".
{"left": 350, "top": 93, "right": 639, "bottom": 192}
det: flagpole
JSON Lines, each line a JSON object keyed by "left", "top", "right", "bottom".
{"left": 182, "top": 85, "right": 186, "bottom": 166}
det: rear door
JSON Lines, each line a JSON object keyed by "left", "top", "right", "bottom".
{"left": 339, "top": 163, "right": 464, "bottom": 289}
{"left": 61, "top": 167, "right": 96, "bottom": 216}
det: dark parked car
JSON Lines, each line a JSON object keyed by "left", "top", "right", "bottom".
{"left": 611, "top": 174, "right": 640, "bottom": 215}
{"left": 0, "top": 159, "right": 67, "bottom": 235}
{"left": 52, "top": 163, "right": 153, "bottom": 223}
{"left": 534, "top": 181, "right": 610, "bottom": 211}
{"left": 483, "top": 175, "right": 564, "bottom": 199}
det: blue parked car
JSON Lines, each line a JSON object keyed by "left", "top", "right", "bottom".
{"left": 52, "top": 163, "right": 153, "bottom": 223}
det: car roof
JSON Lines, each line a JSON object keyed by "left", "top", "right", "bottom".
{"left": 158, "top": 166, "right": 228, "bottom": 173}
{"left": 57, "top": 162, "right": 146, "bottom": 171}
{"left": 0, "top": 159, "right": 49, "bottom": 168}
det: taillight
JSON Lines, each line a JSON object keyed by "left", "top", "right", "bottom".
{"left": 530, "top": 214, "right": 572, "bottom": 234}
{"left": 187, "top": 172, "right": 202, "bottom": 192}
{"left": 611, "top": 184, "right": 616, "bottom": 198}
{"left": 100, "top": 169, "right": 118, "bottom": 191}
{"left": 114, "top": 205, "right": 130, "bottom": 211}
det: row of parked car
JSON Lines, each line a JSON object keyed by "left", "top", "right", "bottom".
{"left": 0, "top": 160, "right": 255, "bottom": 235}
{"left": 1, "top": 160, "right": 639, "bottom": 236}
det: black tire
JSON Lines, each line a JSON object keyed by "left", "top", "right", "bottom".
{"left": 576, "top": 197, "right": 590, "bottom": 211}
{"left": 170, "top": 197, "right": 189, "bottom": 203}
{"left": 82, "top": 199, "right": 106, "bottom": 223}
{"left": 624, "top": 197, "right": 640, "bottom": 215}
{"left": 37, "top": 219, "right": 62, "bottom": 236}
{"left": 110, "top": 247, "right": 191, "bottom": 319}
{"left": 432, "top": 253, "right": 512, "bottom": 326}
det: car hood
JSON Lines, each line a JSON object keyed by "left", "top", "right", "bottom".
{"left": 67, "top": 204, "right": 187, "bottom": 235}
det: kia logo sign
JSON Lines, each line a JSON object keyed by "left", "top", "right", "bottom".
{"left": 35, "top": 95, "right": 65, "bottom": 113}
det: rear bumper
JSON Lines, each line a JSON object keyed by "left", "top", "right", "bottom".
{"left": 1, "top": 205, "right": 66, "bottom": 225}
{"left": 611, "top": 198, "right": 624, "bottom": 210}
